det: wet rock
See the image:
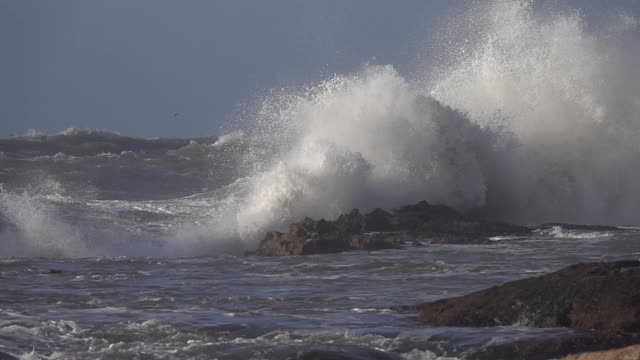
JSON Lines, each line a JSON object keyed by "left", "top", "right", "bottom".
{"left": 415, "top": 261, "right": 640, "bottom": 359}
{"left": 250, "top": 218, "right": 316, "bottom": 256}
{"left": 253, "top": 201, "right": 531, "bottom": 256}
{"left": 562, "top": 345, "right": 640, "bottom": 360}
{"left": 470, "top": 332, "right": 638, "bottom": 360}
{"left": 253, "top": 210, "right": 404, "bottom": 256}
{"left": 363, "top": 208, "right": 397, "bottom": 232}
{"left": 416, "top": 218, "right": 530, "bottom": 244}
{"left": 417, "top": 261, "right": 640, "bottom": 333}
{"left": 393, "top": 201, "right": 460, "bottom": 228}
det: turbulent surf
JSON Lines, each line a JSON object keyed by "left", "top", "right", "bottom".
{"left": 3, "top": 1, "right": 640, "bottom": 257}
{"left": 2, "top": 1, "right": 640, "bottom": 359}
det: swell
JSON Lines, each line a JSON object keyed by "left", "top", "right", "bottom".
{"left": 0, "top": 129, "right": 245, "bottom": 200}
{"left": 0, "top": 128, "right": 217, "bottom": 158}
{"left": 1, "top": 0, "right": 640, "bottom": 257}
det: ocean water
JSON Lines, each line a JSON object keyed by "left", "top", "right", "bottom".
{"left": 2, "top": 229, "right": 639, "bottom": 359}
{"left": 2, "top": 1, "right": 640, "bottom": 359}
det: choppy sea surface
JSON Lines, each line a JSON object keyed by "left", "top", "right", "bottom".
{"left": 2, "top": 227, "right": 639, "bottom": 359}
{"left": 3, "top": 1, "right": 640, "bottom": 357}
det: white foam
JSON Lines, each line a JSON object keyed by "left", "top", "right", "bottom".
{"left": 183, "top": 0, "right": 640, "bottom": 251}
{"left": 548, "top": 226, "right": 611, "bottom": 239}
{"left": 0, "top": 181, "right": 90, "bottom": 257}
{"left": 211, "top": 130, "right": 244, "bottom": 148}
{"left": 428, "top": 1, "right": 640, "bottom": 224}
{"left": 3, "top": 1, "right": 640, "bottom": 257}
{"left": 402, "top": 349, "right": 460, "bottom": 360}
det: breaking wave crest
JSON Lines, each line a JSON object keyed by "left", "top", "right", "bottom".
{"left": 428, "top": 1, "right": 640, "bottom": 224}
{"left": 197, "top": 0, "right": 640, "bottom": 243}
{"left": 1, "top": 0, "right": 640, "bottom": 257}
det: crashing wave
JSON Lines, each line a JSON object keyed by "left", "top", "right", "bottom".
{"left": 1, "top": 0, "right": 640, "bottom": 257}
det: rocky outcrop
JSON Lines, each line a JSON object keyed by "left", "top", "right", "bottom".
{"left": 414, "top": 261, "right": 640, "bottom": 359}
{"left": 252, "top": 201, "right": 531, "bottom": 256}
{"left": 562, "top": 345, "right": 640, "bottom": 360}
{"left": 417, "top": 260, "right": 640, "bottom": 333}
{"left": 251, "top": 209, "right": 407, "bottom": 256}
{"left": 469, "top": 333, "right": 638, "bottom": 360}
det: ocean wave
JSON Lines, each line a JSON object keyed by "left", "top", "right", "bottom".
{"left": 0, "top": 129, "right": 218, "bottom": 158}
{"left": 1, "top": 0, "right": 640, "bottom": 257}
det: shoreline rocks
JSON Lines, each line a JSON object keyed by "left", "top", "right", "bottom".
{"left": 562, "top": 345, "right": 640, "bottom": 360}
{"left": 417, "top": 260, "right": 640, "bottom": 332}
{"left": 251, "top": 201, "right": 532, "bottom": 256}
{"left": 415, "top": 261, "right": 640, "bottom": 359}
{"left": 469, "top": 332, "right": 637, "bottom": 360}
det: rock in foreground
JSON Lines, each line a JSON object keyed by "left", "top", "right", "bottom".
{"left": 252, "top": 201, "right": 531, "bottom": 256}
{"left": 417, "top": 260, "right": 640, "bottom": 333}
{"left": 415, "top": 261, "right": 640, "bottom": 359}
{"left": 562, "top": 345, "right": 640, "bottom": 360}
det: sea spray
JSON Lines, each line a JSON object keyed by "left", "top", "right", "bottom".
{"left": 230, "top": 66, "right": 500, "bottom": 232}
{"left": 221, "top": 0, "right": 640, "bottom": 235}
{"left": 428, "top": 0, "right": 640, "bottom": 223}
{"left": 0, "top": 181, "right": 89, "bottom": 257}
{"left": 1, "top": 0, "right": 640, "bottom": 257}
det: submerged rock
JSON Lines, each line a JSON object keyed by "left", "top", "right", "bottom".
{"left": 252, "top": 201, "right": 531, "bottom": 256}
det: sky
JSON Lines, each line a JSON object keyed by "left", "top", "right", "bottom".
{"left": 2, "top": 0, "right": 639, "bottom": 138}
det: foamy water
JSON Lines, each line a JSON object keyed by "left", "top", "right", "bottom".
{"left": 1, "top": 229, "right": 638, "bottom": 359}
{"left": 1, "top": 2, "right": 640, "bottom": 358}
{"left": 1, "top": 1, "right": 639, "bottom": 257}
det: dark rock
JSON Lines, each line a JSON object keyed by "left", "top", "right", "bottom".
{"left": 363, "top": 208, "right": 397, "bottom": 232}
{"left": 47, "top": 269, "right": 65, "bottom": 274}
{"left": 251, "top": 220, "right": 314, "bottom": 256}
{"left": 349, "top": 232, "right": 409, "bottom": 250}
{"left": 253, "top": 201, "right": 532, "bottom": 256}
{"left": 253, "top": 210, "right": 403, "bottom": 256}
{"left": 469, "top": 332, "right": 639, "bottom": 360}
{"left": 562, "top": 345, "right": 640, "bottom": 360}
{"left": 411, "top": 261, "right": 640, "bottom": 359}
{"left": 416, "top": 218, "right": 530, "bottom": 244}
{"left": 417, "top": 261, "right": 640, "bottom": 334}
{"left": 393, "top": 201, "right": 461, "bottom": 229}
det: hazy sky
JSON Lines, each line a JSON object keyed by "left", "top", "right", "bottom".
{"left": 2, "top": 0, "right": 638, "bottom": 138}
